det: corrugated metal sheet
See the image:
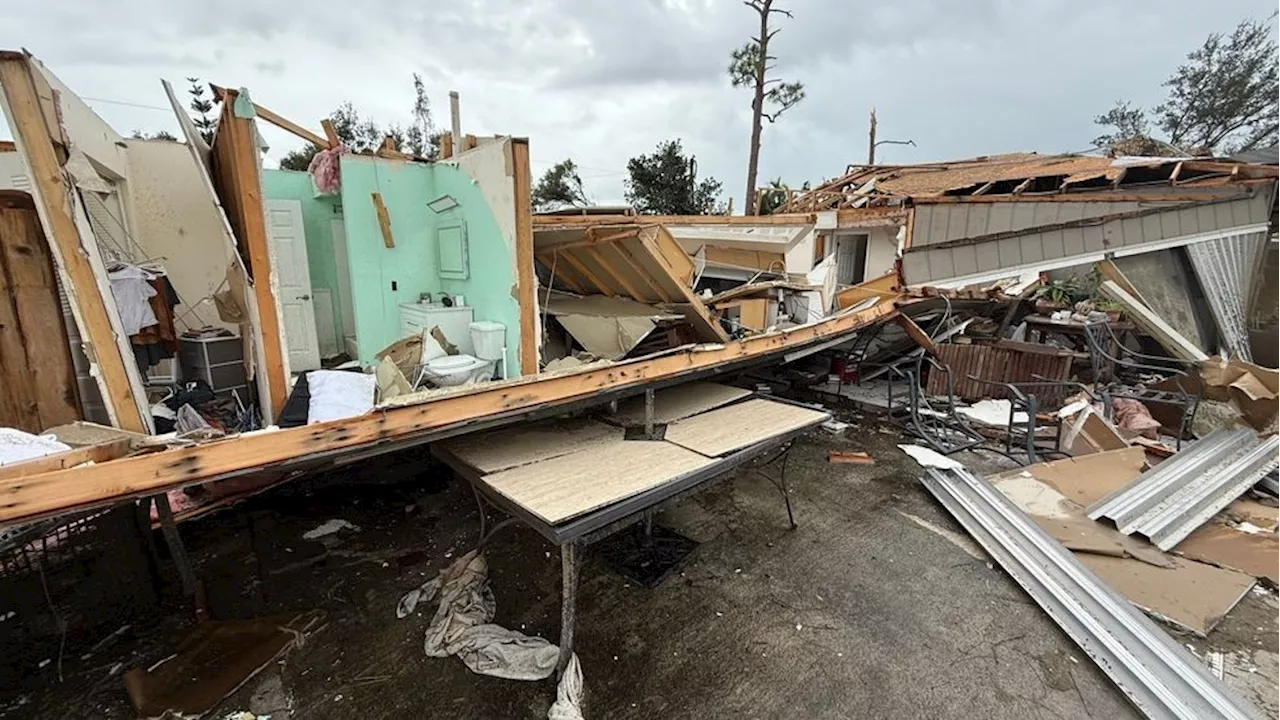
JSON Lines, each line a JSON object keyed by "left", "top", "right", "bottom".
{"left": 927, "top": 341, "right": 1074, "bottom": 406}
{"left": 903, "top": 191, "right": 1274, "bottom": 284}
{"left": 1185, "top": 230, "right": 1267, "bottom": 362}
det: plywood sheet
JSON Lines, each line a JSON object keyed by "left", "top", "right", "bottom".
{"left": 480, "top": 439, "right": 714, "bottom": 524}
{"left": 1080, "top": 553, "right": 1254, "bottom": 636}
{"left": 664, "top": 398, "right": 828, "bottom": 457}
{"left": 436, "top": 418, "right": 623, "bottom": 474}
{"left": 608, "top": 381, "right": 752, "bottom": 427}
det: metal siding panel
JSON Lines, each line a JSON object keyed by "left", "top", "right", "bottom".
{"left": 951, "top": 246, "right": 979, "bottom": 277}
{"left": 997, "top": 237, "right": 1023, "bottom": 268}
{"left": 1043, "top": 229, "right": 1067, "bottom": 261}
{"left": 1081, "top": 223, "right": 1106, "bottom": 253}
{"left": 928, "top": 248, "right": 956, "bottom": 281}
{"left": 1010, "top": 202, "right": 1037, "bottom": 234}
{"left": 1102, "top": 220, "right": 1121, "bottom": 250}
{"left": 926, "top": 206, "right": 948, "bottom": 246}
{"left": 1178, "top": 205, "right": 1202, "bottom": 235}
{"left": 1119, "top": 217, "right": 1145, "bottom": 248}
{"left": 1212, "top": 202, "right": 1234, "bottom": 231}
{"left": 1140, "top": 214, "right": 1163, "bottom": 244}
{"left": 987, "top": 203, "right": 1014, "bottom": 235}
{"left": 1020, "top": 234, "right": 1044, "bottom": 263}
{"left": 975, "top": 241, "right": 1000, "bottom": 272}
{"left": 902, "top": 252, "right": 931, "bottom": 283}
{"left": 1062, "top": 228, "right": 1086, "bottom": 257}
{"left": 1158, "top": 208, "right": 1182, "bottom": 239}
{"left": 945, "top": 205, "right": 970, "bottom": 244}
{"left": 1031, "top": 203, "right": 1060, "bottom": 226}
{"left": 965, "top": 204, "right": 989, "bottom": 238}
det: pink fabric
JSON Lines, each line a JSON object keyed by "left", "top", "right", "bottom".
{"left": 308, "top": 145, "right": 345, "bottom": 195}
{"left": 1111, "top": 397, "right": 1162, "bottom": 437}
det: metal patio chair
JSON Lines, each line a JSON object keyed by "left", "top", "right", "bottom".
{"left": 1082, "top": 321, "right": 1202, "bottom": 448}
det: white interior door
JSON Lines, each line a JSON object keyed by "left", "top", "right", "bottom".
{"left": 331, "top": 219, "right": 358, "bottom": 358}
{"left": 266, "top": 199, "right": 321, "bottom": 372}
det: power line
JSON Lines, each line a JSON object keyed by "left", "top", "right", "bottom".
{"left": 82, "top": 96, "right": 174, "bottom": 112}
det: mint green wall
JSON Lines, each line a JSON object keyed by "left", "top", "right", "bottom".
{"left": 338, "top": 155, "right": 520, "bottom": 372}
{"left": 261, "top": 169, "right": 346, "bottom": 340}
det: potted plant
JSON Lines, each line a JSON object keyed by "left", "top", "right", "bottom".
{"left": 1095, "top": 299, "right": 1124, "bottom": 323}
{"left": 1034, "top": 282, "right": 1074, "bottom": 313}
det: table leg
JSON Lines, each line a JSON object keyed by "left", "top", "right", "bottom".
{"left": 779, "top": 450, "right": 796, "bottom": 530}
{"left": 558, "top": 541, "right": 580, "bottom": 678}
{"left": 154, "top": 493, "right": 196, "bottom": 596}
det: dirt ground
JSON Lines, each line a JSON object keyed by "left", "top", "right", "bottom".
{"left": 2, "top": 402, "right": 1276, "bottom": 719}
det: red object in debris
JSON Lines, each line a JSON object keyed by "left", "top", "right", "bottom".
{"left": 829, "top": 357, "right": 858, "bottom": 383}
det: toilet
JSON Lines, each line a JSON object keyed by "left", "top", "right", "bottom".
{"left": 421, "top": 321, "right": 506, "bottom": 387}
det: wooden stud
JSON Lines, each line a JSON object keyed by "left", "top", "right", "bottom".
{"left": 0, "top": 438, "right": 132, "bottom": 483}
{"left": 559, "top": 250, "right": 612, "bottom": 296}
{"left": 321, "top": 119, "right": 339, "bottom": 148}
{"left": 371, "top": 192, "right": 395, "bottom": 248}
{"left": 210, "top": 95, "right": 288, "bottom": 416}
{"left": 510, "top": 139, "right": 539, "bottom": 376}
{"left": 611, "top": 242, "right": 672, "bottom": 302}
{"left": 636, "top": 228, "right": 730, "bottom": 343}
{"left": 210, "top": 84, "right": 329, "bottom": 148}
{"left": 536, "top": 250, "right": 587, "bottom": 294}
{"left": 894, "top": 313, "right": 937, "bottom": 355}
{"left": 586, "top": 245, "right": 646, "bottom": 301}
{"left": 0, "top": 52, "right": 148, "bottom": 433}
{"left": 464, "top": 134, "right": 478, "bottom": 151}
{"left": 441, "top": 133, "right": 454, "bottom": 160}
{"left": 0, "top": 300, "right": 899, "bottom": 526}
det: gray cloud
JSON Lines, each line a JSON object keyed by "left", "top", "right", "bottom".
{"left": 2, "top": 0, "right": 1275, "bottom": 205}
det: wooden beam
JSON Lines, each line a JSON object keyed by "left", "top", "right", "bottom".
{"left": 0, "top": 299, "right": 899, "bottom": 526}
{"left": 538, "top": 227, "right": 643, "bottom": 253}
{"left": 1011, "top": 177, "right": 1034, "bottom": 195}
{"left": 0, "top": 438, "right": 132, "bottom": 482}
{"left": 371, "top": 192, "right": 395, "bottom": 248}
{"left": 441, "top": 133, "right": 454, "bottom": 160}
{"left": 558, "top": 250, "right": 612, "bottom": 296}
{"left": 611, "top": 242, "right": 672, "bottom": 303}
{"left": 210, "top": 97, "right": 288, "bottom": 416}
{"left": 704, "top": 245, "right": 786, "bottom": 273}
{"left": 638, "top": 228, "right": 730, "bottom": 343}
{"left": 510, "top": 139, "right": 539, "bottom": 376}
{"left": 536, "top": 251, "right": 588, "bottom": 294}
{"left": 587, "top": 245, "right": 646, "bottom": 300}
{"left": 1095, "top": 259, "right": 1151, "bottom": 309}
{"left": 894, "top": 313, "right": 937, "bottom": 355}
{"left": 0, "top": 52, "right": 148, "bottom": 433}
{"left": 211, "top": 84, "right": 329, "bottom": 148}
{"left": 320, "top": 119, "right": 339, "bottom": 148}
{"left": 1098, "top": 280, "right": 1207, "bottom": 362}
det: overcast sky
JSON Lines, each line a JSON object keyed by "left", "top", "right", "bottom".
{"left": 2, "top": 0, "right": 1275, "bottom": 206}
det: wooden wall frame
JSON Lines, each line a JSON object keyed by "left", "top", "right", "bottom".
{"left": 511, "top": 138, "right": 539, "bottom": 375}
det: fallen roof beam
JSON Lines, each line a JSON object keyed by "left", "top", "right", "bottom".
{"left": 1097, "top": 280, "right": 1208, "bottom": 362}
{"left": 0, "top": 299, "right": 898, "bottom": 526}
{"left": 211, "top": 84, "right": 331, "bottom": 149}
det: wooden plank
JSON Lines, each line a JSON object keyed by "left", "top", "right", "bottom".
{"left": 320, "top": 119, "right": 339, "bottom": 148}
{"left": 210, "top": 95, "right": 287, "bottom": 416}
{"left": 585, "top": 246, "right": 645, "bottom": 301}
{"left": 436, "top": 418, "right": 623, "bottom": 474}
{"left": 440, "top": 133, "right": 454, "bottom": 159}
{"left": 0, "top": 438, "right": 132, "bottom": 482}
{"left": 649, "top": 228, "right": 696, "bottom": 286}
{"left": 611, "top": 243, "right": 672, "bottom": 302}
{"left": 637, "top": 228, "right": 729, "bottom": 343}
{"left": 0, "top": 194, "right": 79, "bottom": 431}
{"left": 0, "top": 53, "right": 147, "bottom": 433}
{"left": 1098, "top": 280, "right": 1208, "bottom": 361}
{"left": 738, "top": 298, "right": 768, "bottom": 332}
{"left": 371, "top": 192, "right": 395, "bottom": 248}
{"left": 556, "top": 250, "right": 611, "bottom": 296}
{"left": 511, "top": 139, "right": 538, "bottom": 376}
{"left": 894, "top": 314, "right": 938, "bottom": 355}
{"left": 479, "top": 439, "right": 715, "bottom": 524}
{"left": 607, "top": 381, "right": 751, "bottom": 426}
{"left": 664, "top": 398, "right": 828, "bottom": 457}
{"left": 703, "top": 245, "right": 787, "bottom": 273}
{"left": 536, "top": 251, "right": 588, "bottom": 294}
{"left": 1095, "top": 259, "right": 1152, "bottom": 309}
{"left": 0, "top": 299, "right": 898, "bottom": 526}
{"left": 210, "top": 85, "right": 328, "bottom": 148}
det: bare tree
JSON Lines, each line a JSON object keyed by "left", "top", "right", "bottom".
{"left": 728, "top": 0, "right": 804, "bottom": 215}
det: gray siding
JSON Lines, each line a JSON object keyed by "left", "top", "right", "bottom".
{"left": 903, "top": 189, "right": 1273, "bottom": 284}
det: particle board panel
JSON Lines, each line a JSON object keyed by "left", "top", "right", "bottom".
{"left": 480, "top": 439, "right": 715, "bottom": 524}
{"left": 607, "top": 381, "right": 752, "bottom": 427}
{"left": 435, "top": 418, "right": 623, "bottom": 474}
{"left": 663, "top": 398, "right": 828, "bottom": 457}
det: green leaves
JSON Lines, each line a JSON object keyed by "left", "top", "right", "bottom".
{"left": 532, "top": 159, "right": 590, "bottom": 211}
{"left": 624, "top": 140, "right": 724, "bottom": 215}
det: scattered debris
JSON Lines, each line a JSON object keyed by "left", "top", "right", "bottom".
{"left": 302, "top": 518, "right": 361, "bottom": 540}
{"left": 827, "top": 450, "right": 874, "bottom": 465}
{"left": 897, "top": 444, "right": 964, "bottom": 470}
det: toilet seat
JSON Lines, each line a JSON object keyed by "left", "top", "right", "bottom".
{"left": 427, "top": 354, "right": 481, "bottom": 371}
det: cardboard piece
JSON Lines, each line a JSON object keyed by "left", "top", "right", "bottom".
{"left": 1079, "top": 553, "right": 1253, "bottom": 636}
{"left": 1030, "top": 515, "right": 1172, "bottom": 568}
{"left": 1152, "top": 357, "right": 1279, "bottom": 433}
{"left": 989, "top": 447, "right": 1147, "bottom": 507}
{"left": 1176, "top": 522, "right": 1279, "bottom": 586}
{"left": 1062, "top": 406, "right": 1129, "bottom": 456}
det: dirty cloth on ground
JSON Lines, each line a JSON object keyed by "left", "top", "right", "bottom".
{"left": 397, "top": 550, "right": 559, "bottom": 681}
